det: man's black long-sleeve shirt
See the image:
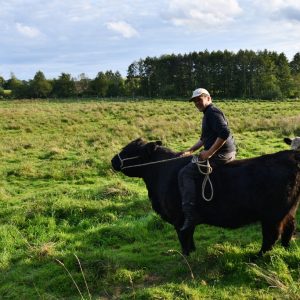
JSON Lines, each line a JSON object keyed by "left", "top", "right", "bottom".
{"left": 200, "top": 104, "right": 236, "bottom": 154}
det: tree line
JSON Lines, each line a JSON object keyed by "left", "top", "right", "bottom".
{"left": 0, "top": 71, "right": 125, "bottom": 99}
{"left": 1, "top": 49, "right": 300, "bottom": 100}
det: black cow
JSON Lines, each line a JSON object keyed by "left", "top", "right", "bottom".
{"left": 284, "top": 137, "right": 300, "bottom": 150}
{"left": 111, "top": 138, "right": 300, "bottom": 256}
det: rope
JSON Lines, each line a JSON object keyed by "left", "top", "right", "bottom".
{"left": 119, "top": 152, "right": 214, "bottom": 201}
{"left": 121, "top": 155, "right": 189, "bottom": 170}
{"left": 118, "top": 154, "right": 139, "bottom": 169}
{"left": 191, "top": 156, "right": 214, "bottom": 201}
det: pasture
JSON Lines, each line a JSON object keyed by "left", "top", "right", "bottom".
{"left": 0, "top": 98, "right": 300, "bottom": 299}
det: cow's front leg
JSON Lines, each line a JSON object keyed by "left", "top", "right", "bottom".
{"left": 176, "top": 226, "right": 196, "bottom": 256}
{"left": 259, "top": 221, "right": 281, "bottom": 256}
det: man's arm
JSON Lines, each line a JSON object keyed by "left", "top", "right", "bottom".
{"left": 180, "top": 138, "right": 204, "bottom": 156}
{"left": 199, "top": 108, "right": 230, "bottom": 160}
{"left": 199, "top": 137, "right": 226, "bottom": 160}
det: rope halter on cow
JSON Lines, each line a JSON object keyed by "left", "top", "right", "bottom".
{"left": 117, "top": 153, "right": 140, "bottom": 169}
{"left": 191, "top": 156, "right": 214, "bottom": 201}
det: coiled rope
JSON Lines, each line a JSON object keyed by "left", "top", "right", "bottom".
{"left": 191, "top": 156, "right": 214, "bottom": 201}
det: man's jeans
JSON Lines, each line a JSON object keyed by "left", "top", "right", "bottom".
{"left": 178, "top": 152, "right": 236, "bottom": 209}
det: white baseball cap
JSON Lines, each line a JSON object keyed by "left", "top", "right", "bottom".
{"left": 190, "top": 88, "right": 210, "bottom": 101}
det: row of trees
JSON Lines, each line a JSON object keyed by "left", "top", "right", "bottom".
{"left": 0, "top": 71, "right": 125, "bottom": 99}
{"left": 1, "top": 50, "right": 300, "bottom": 99}
{"left": 127, "top": 50, "right": 300, "bottom": 99}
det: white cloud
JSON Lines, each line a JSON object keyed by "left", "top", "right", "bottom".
{"left": 16, "top": 23, "right": 41, "bottom": 38}
{"left": 255, "top": 0, "right": 300, "bottom": 11}
{"left": 64, "top": 1, "right": 103, "bottom": 22}
{"left": 165, "top": 0, "right": 242, "bottom": 29}
{"left": 253, "top": 0, "right": 300, "bottom": 21}
{"left": 106, "top": 21, "right": 139, "bottom": 38}
{"left": 244, "top": 0, "right": 300, "bottom": 55}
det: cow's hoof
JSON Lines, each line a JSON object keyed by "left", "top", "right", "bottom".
{"left": 281, "top": 242, "right": 290, "bottom": 249}
{"left": 190, "top": 245, "right": 196, "bottom": 253}
{"left": 182, "top": 250, "right": 190, "bottom": 256}
{"left": 248, "top": 252, "right": 262, "bottom": 262}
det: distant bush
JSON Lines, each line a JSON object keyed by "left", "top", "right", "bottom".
{"left": 0, "top": 88, "right": 12, "bottom": 98}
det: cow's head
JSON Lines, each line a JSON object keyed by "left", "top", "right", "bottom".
{"left": 284, "top": 137, "right": 300, "bottom": 150}
{"left": 111, "top": 138, "right": 162, "bottom": 176}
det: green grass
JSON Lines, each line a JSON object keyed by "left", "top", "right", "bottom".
{"left": 0, "top": 98, "right": 300, "bottom": 299}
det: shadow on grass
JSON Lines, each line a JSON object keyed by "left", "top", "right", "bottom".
{"left": 1, "top": 223, "right": 300, "bottom": 299}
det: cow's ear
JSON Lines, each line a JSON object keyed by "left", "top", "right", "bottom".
{"left": 142, "top": 142, "right": 159, "bottom": 158}
{"left": 146, "top": 142, "right": 158, "bottom": 155}
{"left": 134, "top": 137, "right": 145, "bottom": 146}
{"left": 155, "top": 140, "right": 162, "bottom": 146}
{"left": 284, "top": 138, "right": 292, "bottom": 145}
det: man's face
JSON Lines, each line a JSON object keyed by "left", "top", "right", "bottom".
{"left": 192, "top": 94, "right": 211, "bottom": 112}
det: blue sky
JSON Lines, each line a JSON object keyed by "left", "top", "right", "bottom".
{"left": 1, "top": 0, "right": 300, "bottom": 80}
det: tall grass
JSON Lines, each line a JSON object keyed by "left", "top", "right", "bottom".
{"left": 0, "top": 98, "right": 299, "bottom": 299}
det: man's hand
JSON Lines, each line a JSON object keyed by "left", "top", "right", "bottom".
{"left": 178, "top": 151, "right": 193, "bottom": 157}
{"left": 198, "top": 150, "right": 211, "bottom": 160}
{"left": 199, "top": 138, "right": 226, "bottom": 161}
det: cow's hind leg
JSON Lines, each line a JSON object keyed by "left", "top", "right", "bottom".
{"left": 258, "top": 221, "right": 281, "bottom": 256}
{"left": 281, "top": 214, "right": 296, "bottom": 248}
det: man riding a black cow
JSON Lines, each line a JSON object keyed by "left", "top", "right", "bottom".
{"left": 112, "top": 97, "right": 300, "bottom": 256}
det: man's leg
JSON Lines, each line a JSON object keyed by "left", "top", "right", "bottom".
{"left": 178, "top": 162, "right": 200, "bottom": 231}
{"left": 178, "top": 152, "right": 235, "bottom": 232}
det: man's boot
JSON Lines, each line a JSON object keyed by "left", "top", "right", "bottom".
{"left": 180, "top": 205, "right": 195, "bottom": 231}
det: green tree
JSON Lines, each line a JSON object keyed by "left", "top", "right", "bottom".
{"left": 0, "top": 76, "right": 5, "bottom": 88}
{"left": 105, "top": 71, "right": 125, "bottom": 97}
{"left": 253, "top": 51, "right": 282, "bottom": 99}
{"left": 126, "top": 62, "right": 141, "bottom": 97}
{"left": 290, "top": 53, "right": 300, "bottom": 97}
{"left": 154, "top": 54, "right": 177, "bottom": 97}
{"left": 75, "top": 73, "right": 91, "bottom": 97}
{"left": 232, "top": 50, "right": 257, "bottom": 98}
{"left": 175, "top": 53, "right": 193, "bottom": 97}
{"left": 30, "top": 71, "right": 52, "bottom": 98}
{"left": 275, "top": 53, "right": 293, "bottom": 97}
{"left": 221, "top": 50, "right": 235, "bottom": 97}
{"left": 52, "top": 73, "right": 75, "bottom": 98}
{"left": 90, "top": 72, "right": 109, "bottom": 97}
{"left": 138, "top": 57, "right": 158, "bottom": 97}
{"left": 5, "top": 73, "right": 29, "bottom": 98}
{"left": 0, "top": 87, "right": 4, "bottom": 98}
{"left": 290, "top": 52, "right": 300, "bottom": 75}
{"left": 0, "top": 76, "right": 5, "bottom": 98}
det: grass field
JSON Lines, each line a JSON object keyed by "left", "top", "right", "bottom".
{"left": 0, "top": 98, "right": 300, "bottom": 299}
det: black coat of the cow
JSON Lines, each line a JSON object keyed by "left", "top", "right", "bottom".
{"left": 111, "top": 138, "right": 300, "bottom": 256}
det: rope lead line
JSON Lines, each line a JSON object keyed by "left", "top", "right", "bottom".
{"left": 119, "top": 155, "right": 188, "bottom": 170}
{"left": 118, "top": 152, "right": 214, "bottom": 201}
{"left": 191, "top": 156, "right": 214, "bottom": 202}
